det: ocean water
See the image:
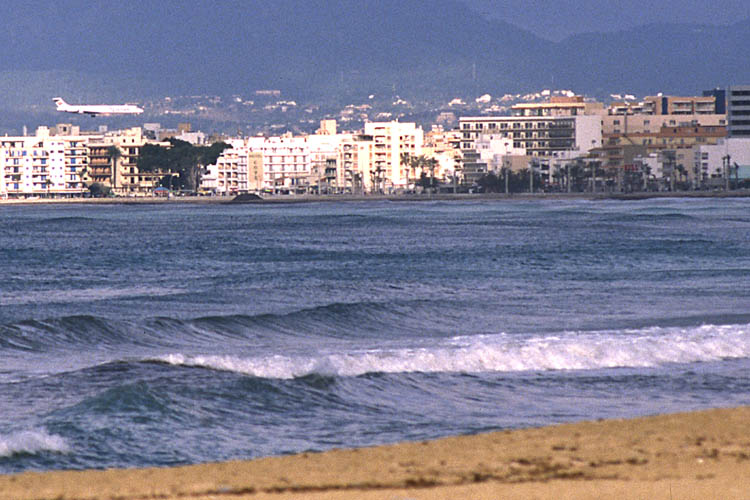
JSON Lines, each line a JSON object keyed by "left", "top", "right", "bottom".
{"left": 2, "top": 198, "right": 750, "bottom": 474}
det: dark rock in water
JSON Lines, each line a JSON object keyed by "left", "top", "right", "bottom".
{"left": 231, "top": 193, "right": 264, "bottom": 203}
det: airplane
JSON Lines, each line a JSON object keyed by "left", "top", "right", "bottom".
{"left": 53, "top": 97, "right": 144, "bottom": 116}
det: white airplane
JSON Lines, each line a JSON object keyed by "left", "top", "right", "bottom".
{"left": 53, "top": 97, "right": 144, "bottom": 116}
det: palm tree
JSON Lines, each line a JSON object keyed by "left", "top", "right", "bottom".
{"left": 427, "top": 157, "right": 438, "bottom": 195}
{"left": 77, "top": 165, "right": 89, "bottom": 188}
{"left": 400, "top": 153, "right": 413, "bottom": 189}
{"left": 106, "top": 145, "right": 122, "bottom": 195}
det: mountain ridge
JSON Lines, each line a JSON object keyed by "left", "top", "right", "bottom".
{"left": 0, "top": 1, "right": 748, "bottom": 108}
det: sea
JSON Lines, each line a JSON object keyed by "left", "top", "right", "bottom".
{"left": 2, "top": 198, "right": 750, "bottom": 474}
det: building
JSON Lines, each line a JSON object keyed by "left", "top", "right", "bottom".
{"left": 247, "top": 152, "right": 263, "bottom": 192}
{"left": 459, "top": 115, "right": 602, "bottom": 159}
{"left": 422, "top": 126, "right": 462, "bottom": 184}
{"left": 216, "top": 132, "right": 348, "bottom": 194}
{"left": 600, "top": 94, "right": 728, "bottom": 184}
{"left": 602, "top": 113, "right": 726, "bottom": 136}
{"left": 202, "top": 139, "right": 246, "bottom": 195}
{"left": 609, "top": 95, "right": 718, "bottom": 116}
{"left": 599, "top": 119, "right": 727, "bottom": 185}
{"left": 511, "top": 96, "right": 605, "bottom": 117}
{"left": 703, "top": 89, "right": 727, "bottom": 114}
{"left": 244, "top": 135, "right": 314, "bottom": 193}
{"left": 363, "top": 121, "right": 424, "bottom": 191}
{"left": 0, "top": 126, "right": 88, "bottom": 198}
{"left": 339, "top": 134, "right": 375, "bottom": 193}
{"left": 86, "top": 127, "right": 157, "bottom": 196}
{"left": 693, "top": 138, "right": 750, "bottom": 187}
{"left": 728, "top": 85, "right": 750, "bottom": 137}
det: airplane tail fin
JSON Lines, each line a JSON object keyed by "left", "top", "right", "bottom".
{"left": 53, "top": 97, "right": 67, "bottom": 108}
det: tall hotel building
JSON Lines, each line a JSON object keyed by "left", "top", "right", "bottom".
{"left": 728, "top": 85, "right": 750, "bottom": 137}
{"left": 458, "top": 114, "right": 602, "bottom": 158}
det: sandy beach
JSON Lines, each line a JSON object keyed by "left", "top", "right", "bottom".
{"left": 3, "top": 406, "right": 750, "bottom": 500}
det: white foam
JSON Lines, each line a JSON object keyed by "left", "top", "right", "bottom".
{"left": 0, "top": 430, "right": 70, "bottom": 457}
{"left": 156, "top": 323, "right": 750, "bottom": 379}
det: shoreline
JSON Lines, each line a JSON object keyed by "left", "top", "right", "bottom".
{"left": 3, "top": 406, "right": 750, "bottom": 499}
{"left": 2, "top": 189, "right": 750, "bottom": 207}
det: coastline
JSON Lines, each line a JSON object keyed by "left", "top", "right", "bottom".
{"left": 3, "top": 406, "right": 750, "bottom": 500}
{"left": 2, "top": 189, "right": 750, "bottom": 207}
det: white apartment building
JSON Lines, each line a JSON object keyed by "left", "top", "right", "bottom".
{"left": 203, "top": 139, "right": 265, "bottom": 195}
{"left": 339, "top": 134, "right": 375, "bottom": 193}
{"left": 244, "top": 135, "right": 318, "bottom": 192}
{"left": 203, "top": 122, "right": 425, "bottom": 194}
{"left": 0, "top": 126, "right": 89, "bottom": 197}
{"left": 474, "top": 134, "right": 527, "bottom": 171}
{"left": 693, "top": 138, "right": 750, "bottom": 183}
{"left": 363, "top": 121, "right": 424, "bottom": 190}
{"left": 0, "top": 148, "right": 6, "bottom": 198}
{"left": 460, "top": 115, "right": 602, "bottom": 158}
{"left": 209, "top": 134, "right": 345, "bottom": 194}
{"left": 202, "top": 139, "right": 245, "bottom": 194}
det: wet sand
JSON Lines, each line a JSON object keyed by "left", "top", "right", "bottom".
{"left": 3, "top": 407, "right": 750, "bottom": 500}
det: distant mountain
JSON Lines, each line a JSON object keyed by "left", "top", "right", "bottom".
{"left": 0, "top": 1, "right": 749, "bottom": 108}
{"left": 550, "top": 19, "right": 750, "bottom": 95}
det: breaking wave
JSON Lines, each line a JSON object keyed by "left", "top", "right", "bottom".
{"left": 0, "top": 430, "right": 70, "bottom": 457}
{"left": 155, "top": 322, "right": 750, "bottom": 379}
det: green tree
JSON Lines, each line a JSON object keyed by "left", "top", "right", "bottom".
{"left": 476, "top": 172, "right": 501, "bottom": 193}
{"left": 137, "top": 139, "right": 229, "bottom": 192}
{"left": 89, "top": 182, "right": 112, "bottom": 198}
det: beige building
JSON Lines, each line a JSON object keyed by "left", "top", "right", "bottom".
{"left": 512, "top": 96, "right": 605, "bottom": 117}
{"left": 609, "top": 95, "right": 718, "bottom": 116}
{"left": 247, "top": 152, "right": 263, "bottom": 192}
{"left": 596, "top": 124, "right": 727, "bottom": 185}
{"left": 339, "top": 134, "right": 375, "bottom": 193}
{"left": 86, "top": 127, "right": 160, "bottom": 196}
{"left": 602, "top": 113, "right": 726, "bottom": 136}
{"left": 364, "top": 121, "right": 424, "bottom": 191}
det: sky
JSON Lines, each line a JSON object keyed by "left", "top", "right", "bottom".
{"left": 463, "top": 0, "right": 750, "bottom": 40}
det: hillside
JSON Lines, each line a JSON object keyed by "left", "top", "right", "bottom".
{"left": 0, "top": 1, "right": 748, "bottom": 108}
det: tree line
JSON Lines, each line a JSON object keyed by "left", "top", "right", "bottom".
{"left": 137, "top": 138, "right": 229, "bottom": 192}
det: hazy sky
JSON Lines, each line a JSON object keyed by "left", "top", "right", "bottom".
{"left": 464, "top": 0, "right": 749, "bottom": 40}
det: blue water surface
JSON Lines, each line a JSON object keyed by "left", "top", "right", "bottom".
{"left": 1, "top": 198, "right": 750, "bottom": 473}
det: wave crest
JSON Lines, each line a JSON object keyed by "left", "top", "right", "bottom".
{"left": 154, "top": 323, "right": 750, "bottom": 379}
{"left": 0, "top": 430, "right": 70, "bottom": 457}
